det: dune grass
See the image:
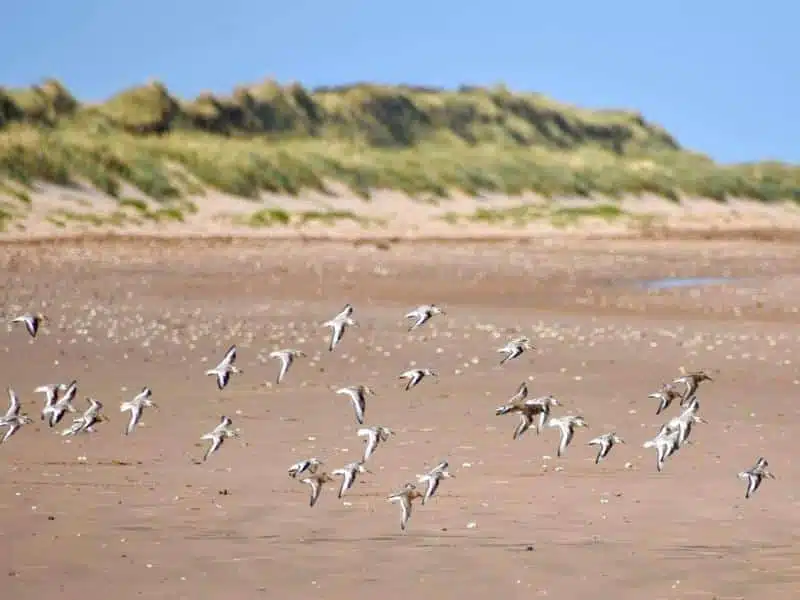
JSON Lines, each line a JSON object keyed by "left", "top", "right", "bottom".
{"left": 444, "top": 202, "right": 633, "bottom": 228}
{"left": 0, "top": 79, "right": 797, "bottom": 204}
{"left": 238, "top": 207, "right": 377, "bottom": 228}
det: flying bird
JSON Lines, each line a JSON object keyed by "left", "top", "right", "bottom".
{"left": 331, "top": 460, "right": 371, "bottom": 498}
{"left": 322, "top": 304, "right": 358, "bottom": 352}
{"left": 200, "top": 415, "right": 238, "bottom": 461}
{"left": 404, "top": 304, "right": 445, "bottom": 332}
{"left": 336, "top": 385, "right": 376, "bottom": 425}
{"left": 10, "top": 312, "right": 47, "bottom": 338}
{"left": 738, "top": 457, "right": 776, "bottom": 499}
{"left": 416, "top": 460, "right": 454, "bottom": 505}
{"left": 497, "top": 336, "right": 535, "bottom": 366}
{"left": 357, "top": 425, "right": 394, "bottom": 462}
{"left": 587, "top": 432, "right": 625, "bottom": 464}
{"left": 120, "top": 386, "right": 157, "bottom": 435}
{"left": 398, "top": 368, "right": 437, "bottom": 391}
{"left": 269, "top": 349, "right": 306, "bottom": 384}
{"left": 205, "top": 345, "right": 242, "bottom": 390}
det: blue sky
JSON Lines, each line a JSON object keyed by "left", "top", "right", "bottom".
{"left": 2, "top": 0, "right": 796, "bottom": 163}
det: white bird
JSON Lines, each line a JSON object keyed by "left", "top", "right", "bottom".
{"left": 10, "top": 312, "right": 47, "bottom": 338}
{"left": 269, "top": 349, "right": 306, "bottom": 384}
{"left": 357, "top": 425, "right": 395, "bottom": 461}
{"left": 300, "top": 472, "right": 334, "bottom": 507}
{"left": 336, "top": 385, "right": 376, "bottom": 425}
{"left": 331, "top": 460, "right": 372, "bottom": 498}
{"left": 43, "top": 379, "right": 77, "bottom": 427}
{"left": 205, "top": 345, "right": 242, "bottom": 390}
{"left": 288, "top": 457, "right": 323, "bottom": 479}
{"left": 738, "top": 457, "right": 776, "bottom": 499}
{"left": 3, "top": 387, "right": 21, "bottom": 420}
{"left": 497, "top": 336, "right": 535, "bottom": 365}
{"left": 587, "top": 432, "right": 625, "bottom": 464}
{"left": 322, "top": 304, "right": 358, "bottom": 352}
{"left": 546, "top": 415, "right": 588, "bottom": 457}
{"left": 495, "top": 392, "right": 561, "bottom": 440}
{"left": 416, "top": 460, "right": 454, "bottom": 505}
{"left": 404, "top": 304, "right": 445, "bottom": 332}
{"left": 120, "top": 386, "right": 157, "bottom": 435}
{"left": 387, "top": 483, "right": 425, "bottom": 532}
{"left": 672, "top": 370, "right": 713, "bottom": 405}
{"left": 200, "top": 415, "right": 238, "bottom": 461}
{"left": 659, "top": 396, "right": 707, "bottom": 447}
{"left": 648, "top": 383, "right": 682, "bottom": 416}
{"left": 642, "top": 427, "right": 681, "bottom": 472}
{"left": 398, "top": 368, "right": 437, "bottom": 391}
{"left": 61, "top": 398, "right": 105, "bottom": 437}
{"left": 0, "top": 388, "right": 33, "bottom": 443}
{"left": 34, "top": 383, "right": 67, "bottom": 421}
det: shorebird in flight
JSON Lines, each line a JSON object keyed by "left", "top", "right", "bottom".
{"left": 0, "top": 388, "right": 33, "bottom": 443}
{"left": 398, "top": 368, "right": 437, "bottom": 391}
{"left": 387, "top": 483, "right": 425, "bottom": 532}
{"left": 300, "top": 471, "right": 334, "bottom": 507}
{"left": 61, "top": 398, "right": 106, "bottom": 437}
{"left": 331, "top": 460, "right": 371, "bottom": 499}
{"left": 34, "top": 383, "right": 67, "bottom": 422}
{"left": 643, "top": 427, "right": 681, "bottom": 472}
{"left": 587, "top": 432, "right": 625, "bottom": 464}
{"left": 495, "top": 387, "right": 560, "bottom": 440}
{"left": 357, "top": 425, "right": 394, "bottom": 461}
{"left": 42, "top": 379, "right": 77, "bottom": 427}
{"left": 738, "top": 457, "right": 776, "bottom": 499}
{"left": 205, "top": 345, "right": 242, "bottom": 390}
{"left": 288, "top": 457, "right": 323, "bottom": 479}
{"left": 10, "top": 312, "right": 47, "bottom": 338}
{"left": 659, "top": 396, "right": 707, "bottom": 447}
{"left": 497, "top": 336, "right": 535, "bottom": 366}
{"left": 672, "top": 370, "right": 713, "bottom": 405}
{"left": 120, "top": 386, "right": 157, "bottom": 435}
{"left": 3, "top": 388, "right": 21, "bottom": 421}
{"left": 200, "top": 415, "right": 238, "bottom": 461}
{"left": 404, "top": 304, "right": 445, "bottom": 332}
{"left": 336, "top": 385, "right": 376, "bottom": 425}
{"left": 546, "top": 415, "right": 588, "bottom": 457}
{"left": 322, "top": 304, "right": 358, "bottom": 352}
{"left": 648, "top": 383, "right": 682, "bottom": 416}
{"left": 269, "top": 349, "right": 306, "bottom": 385}
{"left": 416, "top": 460, "right": 454, "bottom": 505}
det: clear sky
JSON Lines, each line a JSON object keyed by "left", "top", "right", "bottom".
{"left": 2, "top": 0, "right": 796, "bottom": 163}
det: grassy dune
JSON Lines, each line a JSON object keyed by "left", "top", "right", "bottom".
{"left": 0, "top": 78, "right": 798, "bottom": 207}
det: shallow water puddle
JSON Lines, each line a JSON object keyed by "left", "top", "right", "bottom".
{"left": 636, "top": 276, "right": 736, "bottom": 290}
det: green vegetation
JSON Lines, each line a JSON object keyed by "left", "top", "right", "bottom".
{"left": 238, "top": 207, "right": 376, "bottom": 228}
{"left": 0, "top": 78, "right": 798, "bottom": 203}
{"left": 444, "top": 202, "right": 631, "bottom": 227}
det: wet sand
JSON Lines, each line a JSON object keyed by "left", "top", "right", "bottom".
{"left": 1, "top": 237, "right": 799, "bottom": 599}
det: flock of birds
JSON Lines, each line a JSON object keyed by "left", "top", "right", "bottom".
{"left": 1, "top": 304, "right": 777, "bottom": 532}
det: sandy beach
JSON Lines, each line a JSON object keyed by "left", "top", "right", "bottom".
{"left": 1, "top": 226, "right": 799, "bottom": 599}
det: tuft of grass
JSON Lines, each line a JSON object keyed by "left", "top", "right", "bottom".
{"left": 0, "top": 207, "right": 13, "bottom": 231}
{"left": 0, "top": 79, "right": 797, "bottom": 203}
{"left": 245, "top": 208, "right": 291, "bottom": 227}
{"left": 118, "top": 196, "right": 186, "bottom": 222}
{"left": 550, "top": 203, "right": 624, "bottom": 221}
{"left": 239, "top": 208, "right": 374, "bottom": 228}
{"left": 444, "top": 201, "right": 631, "bottom": 228}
